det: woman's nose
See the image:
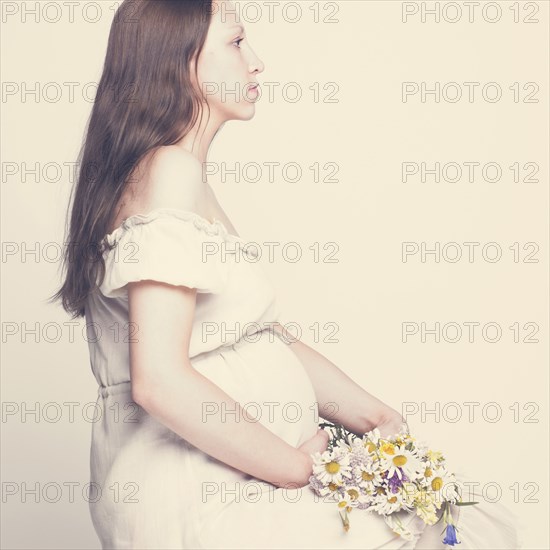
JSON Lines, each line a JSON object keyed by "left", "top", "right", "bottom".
{"left": 254, "top": 57, "right": 265, "bottom": 74}
{"left": 248, "top": 48, "right": 265, "bottom": 75}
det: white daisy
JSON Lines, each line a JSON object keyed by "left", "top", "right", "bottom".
{"left": 427, "top": 467, "right": 460, "bottom": 505}
{"left": 380, "top": 444, "right": 424, "bottom": 481}
{"left": 311, "top": 448, "right": 353, "bottom": 486}
{"left": 371, "top": 487, "right": 405, "bottom": 515}
{"left": 336, "top": 485, "right": 368, "bottom": 511}
{"left": 352, "top": 460, "right": 384, "bottom": 490}
{"left": 309, "top": 474, "right": 344, "bottom": 501}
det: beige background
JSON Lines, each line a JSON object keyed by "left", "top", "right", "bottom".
{"left": 1, "top": 0, "right": 548, "bottom": 548}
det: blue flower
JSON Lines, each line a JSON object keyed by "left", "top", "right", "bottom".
{"left": 442, "top": 523, "right": 461, "bottom": 546}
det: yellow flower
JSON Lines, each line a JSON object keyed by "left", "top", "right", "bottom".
{"left": 426, "top": 450, "right": 443, "bottom": 463}
{"left": 416, "top": 502, "right": 438, "bottom": 525}
{"left": 366, "top": 442, "right": 377, "bottom": 453}
{"left": 380, "top": 442, "right": 395, "bottom": 455}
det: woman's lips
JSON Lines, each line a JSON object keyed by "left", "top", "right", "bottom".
{"left": 247, "top": 84, "right": 259, "bottom": 97}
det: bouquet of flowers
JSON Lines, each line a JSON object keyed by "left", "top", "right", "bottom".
{"left": 308, "top": 420, "right": 478, "bottom": 546}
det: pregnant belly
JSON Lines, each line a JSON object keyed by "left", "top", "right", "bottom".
{"left": 184, "top": 331, "right": 321, "bottom": 522}
{"left": 190, "top": 329, "right": 320, "bottom": 448}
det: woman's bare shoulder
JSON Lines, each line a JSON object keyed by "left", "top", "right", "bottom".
{"left": 139, "top": 146, "right": 205, "bottom": 208}
{"left": 115, "top": 146, "right": 207, "bottom": 225}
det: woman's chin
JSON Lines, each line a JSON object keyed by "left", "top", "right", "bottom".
{"left": 228, "top": 103, "right": 257, "bottom": 122}
{"left": 241, "top": 107, "right": 257, "bottom": 121}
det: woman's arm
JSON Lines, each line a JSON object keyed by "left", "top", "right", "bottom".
{"left": 272, "top": 323, "right": 403, "bottom": 437}
{"left": 134, "top": 357, "right": 323, "bottom": 488}
{"left": 128, "top": 280, "right": 324, "bottom": 490}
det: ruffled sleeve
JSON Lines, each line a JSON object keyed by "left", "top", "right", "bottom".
{"left": 98, "top": 209, "right": 233, "bottom": 299}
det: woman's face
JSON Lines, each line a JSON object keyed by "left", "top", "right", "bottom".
{"left": 196, "top": 0, "right": 265, "bottom": 122}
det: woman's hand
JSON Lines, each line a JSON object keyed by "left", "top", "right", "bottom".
{"left": 375, "top": 411, "right": 409, "bottom": 440}
{"left": 298, "top": 427, "right": 330, "bottom": 459}
{"left": 269, "top": 429, "right": 329, "bottom": 490}
{"left": 289, "top": 428, "right": 330, "bottom": 489}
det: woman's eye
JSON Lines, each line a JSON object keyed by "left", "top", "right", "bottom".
{"left": 233, "top": 38, "right": 244, "bottom": 48}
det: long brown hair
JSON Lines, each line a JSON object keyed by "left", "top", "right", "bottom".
{"left": 48, "top": 0, "right": 213, "bottom": 319}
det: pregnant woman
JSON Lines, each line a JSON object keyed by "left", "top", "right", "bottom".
{"left": 51, "top": 1, "right": 523, "bottom": 548}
